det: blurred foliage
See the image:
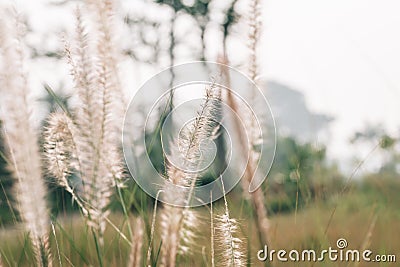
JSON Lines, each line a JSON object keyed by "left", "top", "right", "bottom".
{"left": 380, "top": 134, "right": 396, "bottom": 149}
{"left": 351, "top": 124, "right": 399, "bottom": 174}
{"left": 0, "top": 121, "right": 15, "bottom": 225}
{"left": 1, "top": 106, "right": 397, "bottom": 225}
{"left": 155, "top": 0, "right": 211, "bottom": 15}
{"left": 266, "top": 136, "right": 343, "bottom": 214}
{"left": 222, "top": 0, "right": 239, "bottom": 42}
{"left": 124, "top": 0, "right": 239, "bottom": 63}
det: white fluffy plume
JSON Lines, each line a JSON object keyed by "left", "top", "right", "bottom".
{"left": 0, "top": 12, "right": 52, "bottom": 267}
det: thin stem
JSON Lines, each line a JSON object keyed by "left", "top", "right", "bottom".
{"left": 210, "top": 191, "right": 215, "bottom": 267}
{"left": 116, "top": 184, "right": 134, "bottom": 241}
{"left": 147, "top": 190, "right": 162, "bottom": 265}
{"left": 92, "top": 229, "right": 104, "bottom": 267}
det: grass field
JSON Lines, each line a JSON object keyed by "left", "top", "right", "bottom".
{"left": 0, "top": 0, "right": 399, "bottom": 266}
{"left": 1, "top": 176, "right": 398, "bottom": 266}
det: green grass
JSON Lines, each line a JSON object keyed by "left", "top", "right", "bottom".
{"left": 0, "top": 176, "right": 399, "bottom": 266}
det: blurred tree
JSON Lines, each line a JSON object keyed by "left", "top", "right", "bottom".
{"left": 267, "top": 136, "right": 330, "bottom": 213}
{"left": 222, "top": 0, "right": 239, "bottom": 52}
{"left": 124, "top": 0, "right": 239, "bottom": 192}
{"left": 124, "top": 0, "right": 240, "bottom": 64}
{"left": 155, "top": 0, "right": 211, "bottom": 61}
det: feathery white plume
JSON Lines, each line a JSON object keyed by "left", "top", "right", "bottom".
{"left": 44, "top": 2, "right": 125, "bottom": 243}
{"left": 160, "top": 83, "right": 221, "bottom": 267}
{"left": 214, "top": 180, "right": 246, "bottom": 267}
{"left": 0, "top": 12, "right": 52, "bottom": 267}
{"left": 127, "top": 218, "right": 144, "bottom": 267}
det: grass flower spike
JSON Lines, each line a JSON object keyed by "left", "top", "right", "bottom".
{"left": 0, "top": 13, "right": 52, "bottom": 267}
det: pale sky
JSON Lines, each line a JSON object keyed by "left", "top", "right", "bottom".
{"left": 259, "top": 0, "right": 400, "bottom": 170}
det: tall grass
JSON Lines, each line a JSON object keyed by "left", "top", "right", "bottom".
{"left": 0, "top": 12, "right": 52, "bottom": 267}
{"left": 44, "top": 1, "right": 127, "bottom": 265}
{"left": 0, "top": 0, "right": 257, "bottom": 264}
{"left": 127, "top": 218, "right": 144, "bottom": 267}
{"left": 245, "top": 0, "right": 271, "bottom": 248}
{"left": 0, "top": 0, "right": 334, "bottom": 266}
{"left": 159, "top": 83, "right": 222, "bottom": 266}
{"left": 213, "top": 181, "right": 246, "bottom": 266}
{"left": 218, "top": 0, "right": 271, "bottom": 251}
